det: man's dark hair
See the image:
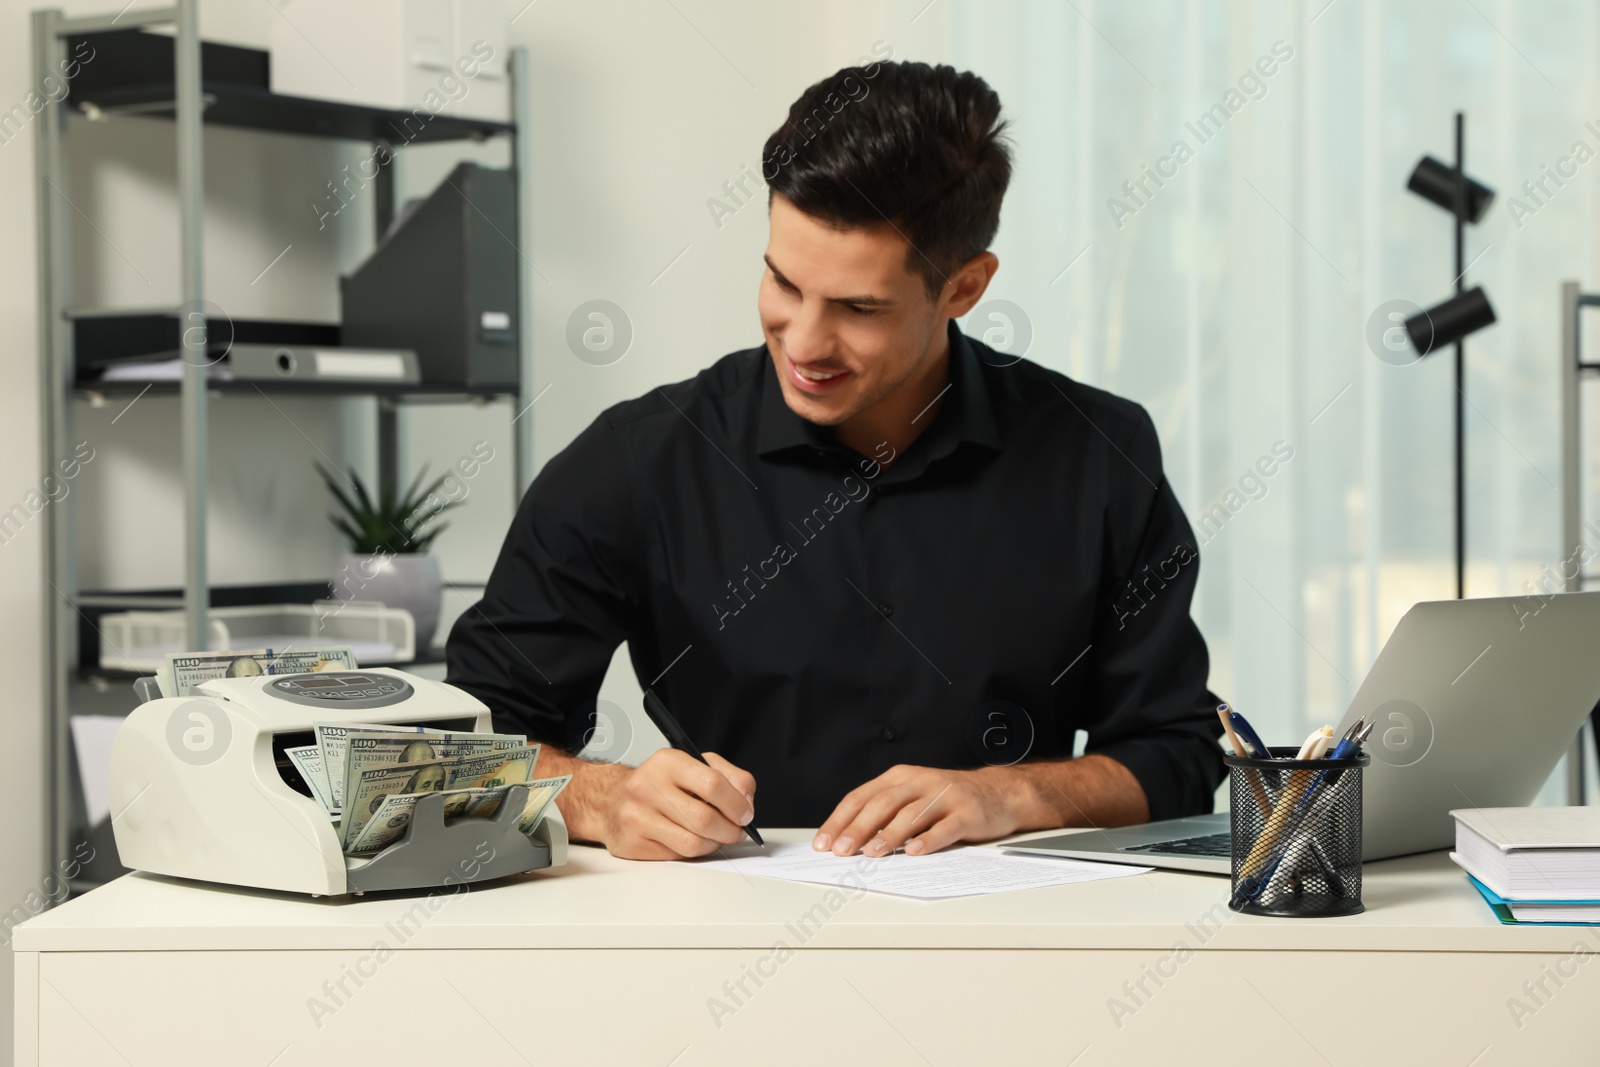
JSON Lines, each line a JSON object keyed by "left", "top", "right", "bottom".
{"left": 762, "top": 60, "right": 1012, "bottom": 301}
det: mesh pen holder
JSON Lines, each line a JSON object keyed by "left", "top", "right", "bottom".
{"left": 1225, "top": 746, "right": 1368, "bottom": 918}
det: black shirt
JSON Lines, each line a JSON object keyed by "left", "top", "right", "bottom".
{"left": 445, "top": 318, "right": 1226, "bottom": 827}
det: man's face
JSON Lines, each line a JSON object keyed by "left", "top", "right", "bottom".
{"left": 758, "top": 194, "right": 946, "bottom": 427}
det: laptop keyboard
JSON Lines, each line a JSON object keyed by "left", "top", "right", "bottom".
{"left": 1125, "top": 831, "right": 1232, "bottom": 858}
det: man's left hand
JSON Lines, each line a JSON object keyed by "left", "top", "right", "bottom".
{"left": 813, "top": 764, "right": 1018, "bottom": 857}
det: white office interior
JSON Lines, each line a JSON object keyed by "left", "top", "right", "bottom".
{"left": 4, "top": 1, "right": 1600, "bottom": 1063}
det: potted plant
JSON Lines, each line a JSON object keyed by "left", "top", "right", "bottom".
{"left": 316, "top": 462, "right": 462, "bottom": 656}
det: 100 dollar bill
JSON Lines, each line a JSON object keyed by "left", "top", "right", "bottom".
{"left": 340, "top": 759, "right": 451, "bottom": 849}
{"left": 341, "top": 744, "right": 538, "bottom": 849}
{"left": 314, "top": 722, "right": 437, "bottom": 813}
{"left": 347, "top": 774, "right": 571, "bottom": 856}
{"left": 333, "top": 729, "right": 530, "bottom": 814}
{"left": 162, "top": 646, "right": 357, "bottom": 698}
{"left": 516, "top": 774, "right": 571, "bottom": 834}
{"left": 284, "top": 745, "right": 334, "bottom": 813}
{"left": 347, "top": 786, "right": 501, "bottom": 854}
{"left": 442, "top": 745, "right": 540, "bottom": 791}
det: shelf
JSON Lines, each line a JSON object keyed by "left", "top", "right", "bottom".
{"left": 72, "top": 312, "right": 340, "bottom": 368}
{"left": 75, "top": 378, "right": 516, "bottom": 401}
{"left": 70, "top": 312, "right": 520, "bottom": 402}
{"left": 67, "top": 30, "right": 512, "bottom": 145}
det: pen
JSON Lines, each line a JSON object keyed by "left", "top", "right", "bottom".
{"left": 1217, "top": 703, "right": 1247, "bottom": 755}
{"left": 1218, "top": 704, "right": 1273, "bottom": 816}
{"left": 1295, "top": 725, "right": 1334, "bottom": 760}
{"left": 1322, "top": 718, "right": 1370, "bottom": 763}
{"left": 641, "top": 688, "right": 764, "bottom": 847}
{"left": 1225, "top": 709, "right": 1271, "bottom": 759}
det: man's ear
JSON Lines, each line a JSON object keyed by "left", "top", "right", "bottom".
{"left": 939, "top": 251, "right": 1000, "bottom": 319}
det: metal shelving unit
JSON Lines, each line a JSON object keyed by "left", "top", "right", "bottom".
{"left": 33, "top": 2, "right": 536, "bottom": 887}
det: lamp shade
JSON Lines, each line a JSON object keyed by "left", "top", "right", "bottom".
{"left": 1407, "top": 156, "right": 1495, "bottom": 224}
{"left": 1404, "top": 287, "right": 1496, "bottom": 357}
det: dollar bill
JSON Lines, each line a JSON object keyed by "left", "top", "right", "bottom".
{"left": 344, "top": 791, "right": 430, "bottom": 854}
{"left": 345, "top": 786, "right": 491, "bottom": 854}
{"left": 346, "top": 775, "right": 570, "bottom": 856}
{"left": 340, "top": 733, "right": 458, "bottom": 818}
{"left": 314, "top": 722, "right": 437, "bottom": 813}
{"left": 516, "top": 775, "right": 571, "bottom": 834}
{"left": 340, "top": 758, "right": 451, "bottom": 850}
{"left": 164, "top": 646, "right": 357, "bottom": 698}
{"left": 284, "top": 745, "right": 334, "bottom": 813}
{"left": 443, "top": 745, "right": 540, "bottom": 791}
{"left": 336, "top": 731, "right": 530, "bottom": 815}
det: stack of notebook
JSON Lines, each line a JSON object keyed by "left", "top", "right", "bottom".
{"left": 1450, "top": 807, "right": 1600, "bottom": 924}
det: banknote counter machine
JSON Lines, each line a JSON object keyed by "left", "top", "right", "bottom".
{"left": 109, "top": 668, "right": 568, "bottom": 896}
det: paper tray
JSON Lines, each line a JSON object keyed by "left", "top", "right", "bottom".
{"left": 100, "top": 601, "right": 416, "bottom": 672}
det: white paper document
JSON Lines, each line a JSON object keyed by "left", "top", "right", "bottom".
{"left": 690, "top": 841, "right": 1151, "bottom": 899}
{"left": 70, "top": 715, "right": 124, "bottom": 827}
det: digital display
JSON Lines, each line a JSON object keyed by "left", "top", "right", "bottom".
{"left": 288, "top": 674, "right": 374, "bottom": 689}
{"left": 266, "top": 672, "right": 411, "bottom": 710}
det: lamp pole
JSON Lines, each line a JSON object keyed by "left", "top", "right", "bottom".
{"left": 1453, "top": 111, "right": 1465, "bottom": 600}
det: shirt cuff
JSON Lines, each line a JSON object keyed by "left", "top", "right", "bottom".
{"left": 1090, "top": 735, "right": 1221, "bottom": 823}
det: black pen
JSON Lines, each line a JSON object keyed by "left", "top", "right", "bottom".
{"left": 641, "top": 688, "right": 764, "bottom": 846}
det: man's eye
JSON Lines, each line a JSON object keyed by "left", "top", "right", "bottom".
{"left": 848, "top": 305, "right": 879, "bottom": 316}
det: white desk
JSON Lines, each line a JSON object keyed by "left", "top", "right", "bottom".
{"left": 14, "top": 828, "right": 1598, "bottom": 1065}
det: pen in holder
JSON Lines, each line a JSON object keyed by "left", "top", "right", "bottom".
{"left": 1225, "top": 746, "right": 1368, "bottom": 918}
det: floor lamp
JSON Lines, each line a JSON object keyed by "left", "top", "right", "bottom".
{"left": 1402, "top": 112, "right": 1498, "bottom": 600}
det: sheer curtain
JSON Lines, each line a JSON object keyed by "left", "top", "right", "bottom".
{"left": 906, "top": 0, "right": 1600, "bottom": 779}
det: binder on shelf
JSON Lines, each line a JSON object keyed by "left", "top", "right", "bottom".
{"left": 341, "top": 162, "right": 519, "bottom": 389}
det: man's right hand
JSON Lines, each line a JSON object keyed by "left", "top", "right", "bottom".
{"left": 530, "top": 744, "right": 758, "bottom": 859}
{"left": 594, "top": 749, "right": 757, "bottom": 860}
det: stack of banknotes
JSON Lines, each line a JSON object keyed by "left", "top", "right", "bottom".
{"left": 288, "top": 724, "right": 569, "bottom": 855}
{"left": 156, "top": 645, "right": 364, "bottom": 698}
{"left": 153, "top": 648, "right": 569, "bottom": 856}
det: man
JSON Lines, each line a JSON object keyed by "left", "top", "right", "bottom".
{"left": 445, "top": 59, "right": 1224, "bottom": 861}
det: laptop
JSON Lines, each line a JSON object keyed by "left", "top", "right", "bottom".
{"left": 1003, "top": 591, "right": 1600, "bottom": 874}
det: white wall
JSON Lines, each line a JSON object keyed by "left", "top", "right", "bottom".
{"left": 0, "top": 3, "right": 49, "bottom": 1062}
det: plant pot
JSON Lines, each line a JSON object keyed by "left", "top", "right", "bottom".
{"left": 332, "top": 551, "right": 443, "bottom": 657}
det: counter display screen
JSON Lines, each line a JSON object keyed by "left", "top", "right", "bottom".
{"left": 267, "top": 672, "right": 412, "bottom": 707}
{"left": 287, "top": 675, "right": 375, "bottom": 689}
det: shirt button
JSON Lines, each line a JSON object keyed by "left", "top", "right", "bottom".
{"left": 876, "top": 601, "right": 894, "bottom": 618}
{"left": 880, "top": 725, "right": 897, "bottom": 741}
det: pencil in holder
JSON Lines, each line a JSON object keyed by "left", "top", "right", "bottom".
{"left": 1225, "top": 746, "right": 1368, "bottom": 918}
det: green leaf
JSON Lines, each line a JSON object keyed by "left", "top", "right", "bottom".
{"left": 318, "top": 458, "right": 457, "bottom": 555}
{"left": 330, "top": 514, "right": 363, "bottom": 542}
{"left": 316, "top": 463, "right": 366, "bottom": 525}
{"left": 412, "top": 521, "right": 449, "bottom": 552}
{"left": 398, "top": 470, "right": 453, "bottom": 517}
{"left": 398, "top": 463, "right": 432, "bottom": 514}
{"left": 348, "top": 467, "right": 375, "bottom": 517}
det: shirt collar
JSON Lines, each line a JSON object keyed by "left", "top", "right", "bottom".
{"left": 756, "top": 317, "right": 1002, "bottom": 461}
